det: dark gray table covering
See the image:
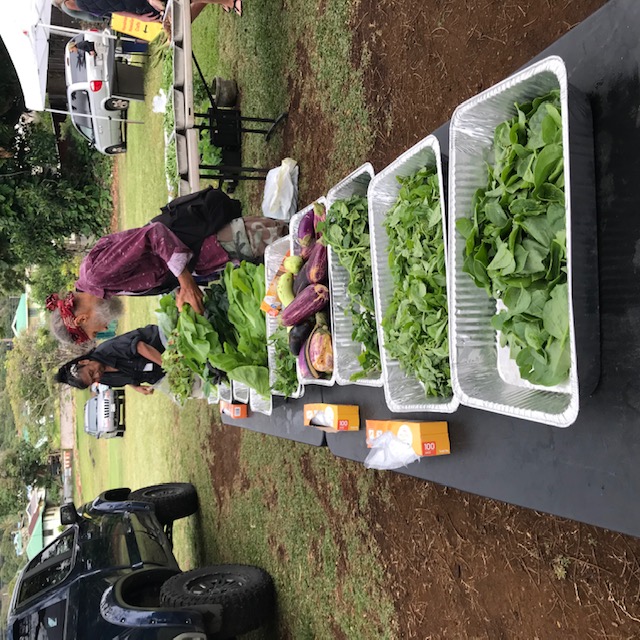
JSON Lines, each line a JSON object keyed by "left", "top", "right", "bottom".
{"left": 223, "top": 0, "right": 640, "bottom": 537}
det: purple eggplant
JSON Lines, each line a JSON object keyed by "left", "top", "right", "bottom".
{"left": 297, "top": 209, "right": 315, "bottom": 248}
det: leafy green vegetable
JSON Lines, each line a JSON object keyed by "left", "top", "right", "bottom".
{"left": 269, "top": 324, "right": 299, "bottom": 397}
{"left": 320, "top": 195, "right": 381, "bottom": 380}
{"left": 156, "top": 293, "right": 179, "bottom": 339}
{"left": 382, "top": 167, "right": 451, "bottom": 397}
{"left": 162, "top": 331, "right": 195, "bottom": 405}
{"left": 457, "top": 89, "right": 570, "bottom": 386}
{"left": 158, "top": 261, "right": 271, "bottom": 400}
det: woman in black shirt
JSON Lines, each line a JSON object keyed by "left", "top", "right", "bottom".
{"left": 55, "top": 325, "right": 165, "bottom": 395}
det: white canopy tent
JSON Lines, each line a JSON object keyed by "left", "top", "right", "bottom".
{"left": 0, "top": 0, "right": 140, "bottom": 115}
{"left": 0, "top": 0, "right": 53, "bottom": 111}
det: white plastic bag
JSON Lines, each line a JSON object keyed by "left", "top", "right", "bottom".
{"left": 364, "top": 432, "right": 420, "bottom": 470}
{"left": 152, "top": 88, "right": 167, "bottom": 114}
{"left": 261, "top": 157, "right": 299, "bottom": 220}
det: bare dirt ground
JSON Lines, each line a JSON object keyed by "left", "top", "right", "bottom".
{"left": 217, "top": 1, "right": 640, "bottom": 638}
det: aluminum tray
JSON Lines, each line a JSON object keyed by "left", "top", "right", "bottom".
{"left": 218, "top": 381, "right": 232, "bottom": 403}
{"left": 448, "top": 55, "right": 598, "bottom": 427}
{"left": 232, "top": 381, "right": 249, "bottom": 404}
{"left": 369, "top": 136, "right": 459, "bottom": 413}
{"left": 289, "top": 197, "right": 335, "bottom": 387}
{"left": 326, "top": 163, "right": 383, "bottom": 387}
{"left": 264, "top": 236, "right": 304, "bottom": 399}
{"left": 249, "top": 387, "right": 273, "bottom": 415}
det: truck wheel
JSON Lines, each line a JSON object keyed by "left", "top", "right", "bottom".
{"left": 129, "top": 482, "right": 198, "bottom": 524}
{"left": 160, "top": 565, "right": 275, "bottom": 639}
{"left": 105, "top": 97, "right": 129, "bottom": 110}
{"left": 105, "top": 143, "right": 126, "bottom": 155}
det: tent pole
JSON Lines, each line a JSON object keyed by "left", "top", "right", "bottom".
{"left": 46, "top": 107, "right": 144, "bottom": 125}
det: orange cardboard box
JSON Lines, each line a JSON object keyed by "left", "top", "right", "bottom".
{"left": 366, "top": 420, "right": 450, "bottom": 457}
{"left": 219, "top": 400, "right": 248, "bottom": 419}
{"left": 304, "top": 403, "right": 360, "bottom": 432}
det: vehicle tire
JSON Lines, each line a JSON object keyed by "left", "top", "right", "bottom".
{"left": 160, "top": 565, "right": 275, "bottom": 639}
{"left": 105, "top": 97, "right": 130, "bottom": 110}
{"left": 105, "top": 143, "right": 126, "bottom": 155}
{"left": 129, "top": 482, "right": 198, "bottom": 524}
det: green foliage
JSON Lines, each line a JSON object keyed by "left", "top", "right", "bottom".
{"left": 269, "top": 325, "right": 298, "bottom": 397}
{"left": 29, "top": 255, "right": 82, "bottom": 306}
{"left": 4, "top": 327, "right": 59, "bottom": 439}
{"left": 159, "top": 263, "right": 269, "bottom": 400}
{"left": 382, "top": 167, "right": 451, "bottom": 398}
{"left": 0, "top": 116, "right": 112, "bottom": 295}
{"left": 0, "top": 517, "right": 27, "bottom": 585}
{"left": 457, "top": 90, "right": 570, "bottom": 386}
{"left": 321, "top": 195, "right": 381, "bottom": 379}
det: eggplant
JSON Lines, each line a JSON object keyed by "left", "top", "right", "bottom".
{"left": 293, "top": 264, "right": 311, "bottom": 296}
{"left": 281, "top": 283, "right": 330, "bottom": 327}
{"left": 288, "top": 318, "right": 314, "bottom": 356}
{"left": 313, "top": 202, "right": 326, "bottom": 237}
{"left": 305, "top": 242, "right": 328, "bottom": 284}
{"left": 298, "top": 346, "right": 319, "bottom": 379}
{"left": 307, "top": 323, "right": 333, "bottom": 374}
{"left": 297, "top": 209, "right": 315, "bottom": 248}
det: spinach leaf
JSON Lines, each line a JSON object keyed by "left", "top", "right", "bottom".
{"left": 320, "top": 194, "right": 381, "bottom": 380}
{"left": 459, "top": 90, "right": 571, "bottom": 386}
{"left": 381, "top": 166, "right": 452, "bottom": 398}
{"left": 269, "top": 324, "right": 299, "bottom": 397}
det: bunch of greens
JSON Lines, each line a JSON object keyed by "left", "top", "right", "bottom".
{"left": 157, "top": 261, "right": 271, "bottom": 400}
{"left": 203, "top": 280, "right": 236, "bottom": 347}
{"left": 161, "top": 303, "right": 221, "bottom": 404}
{"left": 382, "top": 167, "right": 451, "bottom": 397}
{"left": 157, "top": 293, "right": 179, "bottom": 338}
{"left": 320, "top": 195, "right": 380, "bottom": 380}
{"left": 205, "top": 262, "right": 269, "bottom": 397}
{"left": 269, "top": 324, "right": 299, "bottom": 397}
{"left": 456, "top": 89, "right": 570, "bottom": 386}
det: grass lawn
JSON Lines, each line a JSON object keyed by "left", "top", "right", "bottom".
{"left": 75, "top": 3, "right": 399, "bottom": 637}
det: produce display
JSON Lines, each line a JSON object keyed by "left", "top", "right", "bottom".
{"left": 157, "top": 261, "right": 270, "bottom": 403}
{"left": 284, "top": 205, "right": 334, "bottom": 381}
{"left": 382, "top": 166, "right": 452, "bottom": 398}
{"left": 456, "top": 90, "right": 569, "bottom": 387}
{"left": 320, "top": 195, "right": 381, "bottom": 381}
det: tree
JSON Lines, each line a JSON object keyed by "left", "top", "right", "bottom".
{"left": 0, "top": 112, "right": 113, "bottom": 295}
{"left": 5, "top": 327, "right": 59, "bottom": 440}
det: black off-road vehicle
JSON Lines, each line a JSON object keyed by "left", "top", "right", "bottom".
{"left": 6, "top": 483, "right": 274, "bottom": 639}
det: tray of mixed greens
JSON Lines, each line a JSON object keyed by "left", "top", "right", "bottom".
{"left": 323, "top": 164, "right": 383, "bottom": 387}
{"left": 369, "top": 136, "right": 458, "bottom": 413}
{"left": 264, "top": 236, "right": 304, "bottom": 399}
{"left": 448, "top": 55, "right": 598, "bottom": 427}
{"left": 289, "top": 198, "right": 336, "bottom": 387}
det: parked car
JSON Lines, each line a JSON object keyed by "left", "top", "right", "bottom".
{"left": 83, "top": 384, "right": 125, "bottom": 439}
{"left": 65, "top": 30, "right": 136, "bottom": 155}
{"left": 6, "top": 482, "right": 275, "bottom": 639}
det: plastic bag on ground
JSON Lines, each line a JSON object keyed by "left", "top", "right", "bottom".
{"left": 364, "top": 431, "right": 420, "bottom": 470}
{"left": 152, "top": 88, "right": 167, "bottom": 114}
{"left": 261, "top": 157, "right": 299, "bottom": 220}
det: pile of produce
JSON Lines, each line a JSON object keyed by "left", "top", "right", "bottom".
{"left": 156, "top": 261, "right": 269, "bottom": 403}
{"left": 456, "top": 89, "right": 569, "bottom": 387}
{"left": 382, "top": 166, "right": 452, "bottom": 398}
{"left": 320, "top": 195, "right": 381, "bottom": 381}
{"left": 269, "top": 324, "right": 299, "bottom": 397}
{"left": 276, "top": 204, "right": 333, "bottom": 381}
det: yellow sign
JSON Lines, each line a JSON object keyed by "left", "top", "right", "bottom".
{"left": 110, "top": 14, "right": 163, "bottom": 41}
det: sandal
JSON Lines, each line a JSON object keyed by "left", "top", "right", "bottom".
{"left": 232, "top": 0, "right": 241, "bottom": 16}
